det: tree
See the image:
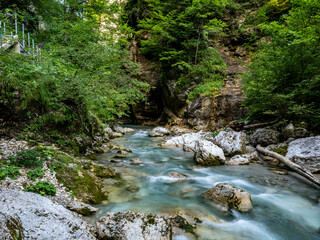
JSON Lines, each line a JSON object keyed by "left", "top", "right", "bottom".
{"left": 243, "top": 0, "right": 320, "bottom": 130}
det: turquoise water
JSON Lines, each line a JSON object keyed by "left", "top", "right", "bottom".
{"left": 94, "top": 126, "right": 320, "bottom": 240}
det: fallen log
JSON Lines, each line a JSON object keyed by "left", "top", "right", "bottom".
{"left": 256, "top": 145, "right": 320, "bottom": 188}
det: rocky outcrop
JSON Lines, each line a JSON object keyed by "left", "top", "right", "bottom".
{"left": 194, "top": 140, "right": 226, "bottom": 166}
{"left": 96, "top": 211, "right": 172, "bottom": 240}
{"left": 250, "top": 128, "right": 280, "bottom": 147}
{"left": 0, "top": 189, "right": 96, "bottom": 239}
{"left": 149, "top": 127, "right": 171, "bottom": 137}
{"left": 215, "top": 129, "right": 246, "bottom": 156}
{"left": 203, "top": 183, "right": 252, "bottom": 212}
{"left": 286, "top": 136, "right": 320, "bottom": 173}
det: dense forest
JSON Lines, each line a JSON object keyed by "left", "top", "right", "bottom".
{"left": 0, "top": 0, "right": 319, "bottom": 141}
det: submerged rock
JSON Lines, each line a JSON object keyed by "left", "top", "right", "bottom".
{"left": 250, "top": 128, "right": 280, "bottom": 147}
{"left": 130, "top": 158, "right": 143, "bottom": 165}
{"left": 0, "top": 189, "right": 95, "bottom": 239}
{"left": 67, "top": 201, "right": 98, "bottom": 216}
{"left": 286, "top": 136, "right": 320, "bottom": 173}
{"left": 167, "top": 172, "right": 187, "bottom": 179}
{"left": 149, "top": 127, "right": 171, "bottom": 137}
{"left": 96, "top": 211, "right": 172, "bottom": 240}
{"left": 203, "top": 183, "right": 252, "bottom": 212}
{"left": 215, "top": 129, "right": 246, "bottom": 156}
{"left": 194, "top": 140, "right": 225, "bottom": 166}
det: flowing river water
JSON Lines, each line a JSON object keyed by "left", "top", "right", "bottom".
{"left": 93, "top": 126, "right": 320, "bottom": 240}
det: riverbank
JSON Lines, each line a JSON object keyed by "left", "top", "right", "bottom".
{"left": 0, "top": 124, "right": 320, "bottom": 239}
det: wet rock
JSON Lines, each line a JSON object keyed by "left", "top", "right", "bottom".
{"left": 96, "top": 211, "right": 172, "bottom": 240}
{"left": 215, "top": 129, "right": 246, "bottom": 156}
{"left": 0, "top": 189, "right": 96, "bottom": 239}
{"left": 194, "top": 140, "right": 225, "bottom": 166}
{"left": 286, "top": 136, "right": 320, "bottom": 173}
{"left": 167, "top": 172, "right": 187, "bottom": 179}
{"left": 149, "top": 127, "right": 171, "bottom": 137}
{"left": 114, "top": 154, "right": 126, "bottom": 158}
{"left": 67, "top": 201, "right": 98, "bottom": 216}
{"left": 126, "top": 186, "right": 140, "bottom": 193}
{"left": 117, "top": 149, "right": 132, "bottom": 154}
{"left": 250, "top": 128, "right": 280, "bottom": 147}
{"left": 130, "top": 158, "right": 143, "bottom": 165}
{"left": 227, "top": 155, "right": 249, "bottom": 165}
{"left": 203, "top": 183, "right": 252, "bottom": 212}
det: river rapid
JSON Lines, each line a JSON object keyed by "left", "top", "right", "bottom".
{"left": 93, "top": 126, "right": 320, "bottom": 240}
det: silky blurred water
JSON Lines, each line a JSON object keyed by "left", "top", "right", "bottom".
{"left": 93, "top": 126, "right": 320, "bottom": 240}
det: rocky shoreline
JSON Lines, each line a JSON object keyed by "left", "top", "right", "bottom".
{"left": 0, "top": 123, "right": 319, "bottom": 239}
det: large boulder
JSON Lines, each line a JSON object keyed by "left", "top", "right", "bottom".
{"left": 215, "top": 129, "right": 246, "bottom": 156}
{"left": 194, "top": 140, "right": 226, "bottom": 166}
{"left": 149, "top": 127, "right": 171, "bottom": 137}
{"left": 96, "top": 211, "right": 172, "bottom": 240}
{"left": 162, "top": 132, "right": 212, "bottom": 152}
{"left": 250, "top": 128, "right": 280, "bottom": 147}
{"left": 286, "top": 136, "right": 320, "bottom": 173}
{"left": 0, "top": 189, "right": 96, "bottom": 239}
{"left": 203, "top": 183, "right": 252, "bottom": 212}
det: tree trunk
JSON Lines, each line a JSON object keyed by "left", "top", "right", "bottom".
{"left": 256, "top": 145, "right": 320, "bottom": 188}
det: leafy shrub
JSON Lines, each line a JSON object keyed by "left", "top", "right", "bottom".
{"left": 27, "top": 168, "right": 45, "bottom": 181}
{"left": 9, "top": 149, "right": 44, "bottom": 168}
{"left": 0, "top": 166, "right": 21, "bottom": 180}
{"left": 24, "top": 181, "right": 56, "bottom": 196}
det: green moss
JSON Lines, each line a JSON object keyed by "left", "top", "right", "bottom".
{"left": 270, "top": 145, "right": 288, "bottom": 156}
{"left": 173, "top": 215, "right": 195, "bottom": 234}
{"left": 55, "top": 164, "right": 106, "bottom": 203}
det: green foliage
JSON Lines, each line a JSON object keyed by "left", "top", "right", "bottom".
{"left": 24, "top": 181, "right": 56, "bottom": 196}
{"left": 27, "top": 168, "right": 44, "bottom": 181}
{"left": 0, "top": 166, "right": 21, "bottom": 180}
{"left": 9, "top": 149, "right": 44, "bottom": 168}
{"left": 0, "top": 0, "right": 149, "bottom": 135}
{"left": 243, "top": 0, "right": 320, "bottom": 130}
{"left": 123, "top": 0, "right": 228, "bottom": 100}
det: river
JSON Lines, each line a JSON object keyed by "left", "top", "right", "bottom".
{"left": 93, "top": 126, "right": 320, "bottom": 240}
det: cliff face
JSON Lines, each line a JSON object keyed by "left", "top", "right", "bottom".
{"left": 129, "top": 1, "right": 263, "bottom": 130}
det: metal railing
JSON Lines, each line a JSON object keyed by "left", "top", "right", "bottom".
{"left": 0, "top": 13, "right": 39, "bottom": 55}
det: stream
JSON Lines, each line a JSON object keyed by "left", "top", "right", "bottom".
{"left": 93, "top": 126, "right": 320, "bottom": 240}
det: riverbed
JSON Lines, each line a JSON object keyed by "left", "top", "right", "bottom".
{"left": 94, "top": 126, "right": 320, "bottom": 240}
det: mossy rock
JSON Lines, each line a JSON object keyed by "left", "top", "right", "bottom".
{"left": 55, "top": 165, "right": 106, "bottom": 203}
